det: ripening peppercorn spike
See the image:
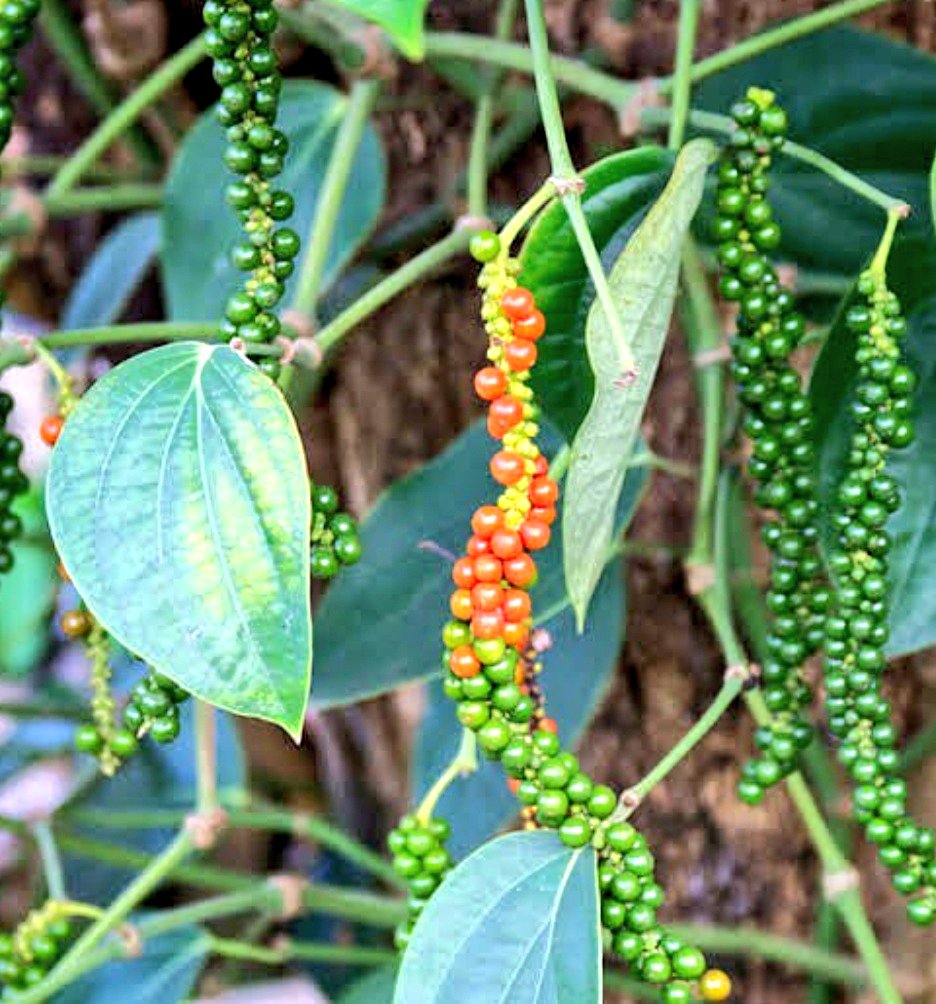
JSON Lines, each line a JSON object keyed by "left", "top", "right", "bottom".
{"left": 424, "top": 238, "right": 719, "bottom": 997}
{"left": 309, "top": 481, "right": 362, "bottom": 579}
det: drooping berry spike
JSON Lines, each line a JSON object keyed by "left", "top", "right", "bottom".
{"left": 203, "top": 0, "right": 301, "bottom": 381}
{"left": 423, "top": 230, "right": 731, "bottom": 1002}
{"left": 712, "top": 89, "right": 828, "bottom": 801}
{"left": 824, "top": 274, "right": 936, "bottom": 926}
{"left": 0, "top": 903, "right": 76, "bottom": 996}
{"left": 387, "top": 814, "right": 453, "bottom": 950}
{"left": 0, "top": 391, "right": 27, "bottom": 577}
{"left": 310, "top": 480, "right": 362, "bottom": 579}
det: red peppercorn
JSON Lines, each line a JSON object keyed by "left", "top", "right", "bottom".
{"left": 530, "top": 505, "right": 557, "bottom": 526}
{"left": 520, "top": 519, "right": 551, "bottom": 551}
{"left": 490, "top": 528, "right": 523, "bottom": 560}
{"left": 466, "top": 534, "right": 490, "bottom": 557}
{"left": 513, "top": 309, "right": 545, "bottom": 341}
{"left": 471, "top": 582, "right": 502, "bottom": 612}
{"left": 472, "top": 609, "right": 504, "bottom": 639}
{"left": 504, "top": 339, "right": 537, "bottom": 372}
{"left": 490, "top": 451, "right": 525, "bottom": 485}
{"left": 501, "top": 287, "right": 535, "bottom": 320}
{"left": 452, "top": 557, "right": 476, "bottom": 589}
{"left": 474, "top": 367, "right": 508, "bottom": 401}
{"left": 471, "top": 505, "right": 503, "bottom": 538}
{"left": 502, "top": 589, "right": 532, "bottom": 622}
{"left": 529, "top": 476, "right": 558, "bottom": 507}
{"left": 533, "top": 455, "right": 549, "bottom": 476}
{"left": 473, "top": 554, "right": 503, "bottom": 583}
{"left": 503, "top": 553, "right": 536, "bottom": 587}
{"left": 39, "top": 415, "right": 64, "bottom": 447}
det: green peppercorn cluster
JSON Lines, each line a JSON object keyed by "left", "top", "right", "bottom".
{"left": 203, "top": 0, "right": 301, "bottom": 382}
{"left": 309, "top": 481, "right": 362, "bottom": 579}
{"left": 0, "top": 0, "right": 39, "bottom": 152}
{"left": 75, "top": 670, "right": 189, "bottom": 762}
{"left": 0, "top": 907, "right": 73, "bottom": 998}
{"left": 713, "top": 88, "right": 829, "bottom": 802}
{"left": 0, "top": 391, "right": 27, "bottom": 576}
{"left": 388, "top": 814, "right": 453, "bottom": 949}
{"left": 822, "top": 273, "right": 936, "bottom": 926}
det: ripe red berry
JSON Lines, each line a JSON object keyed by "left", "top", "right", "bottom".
{"left": 521, "top": 519, "right": 551, "bottom": 551}
{"left": 466, "top": 534, "right": 490, "bottom": 557}
{"left": 488, "top": 395, "right": 524, "bottom": 435}
{"left": 474, "top": 367, "right": 508, "bottom": 401}
{"left": 472, "top": 609, "right": 504, "bottom": 639}
{"left": 473, "top": 554, "right": 503, "bottom": 583}
{"left": 450, "top": 646, "right": 481, "bottom": 679}
{"left": 533, "top": 455, "right": 549, "bottom": 476}
{"left": 529, "top": 476, "right": 558, "bottom": 507}
{"left": 40, "top": 415, "right": 64, "bottom": 446}
{"left": 504, "top": 339, "right": 537, "bottom": 372}
{"left": 530, "top": 505, "right": 557, "bottom": 526}
{"left": 490, "top": 451, "right": 525, "bottom": 485}
{"left": 471, "top": 582, "right": 502, "bottom": 612}
{"left": 452, "top": 557, "right": 476, "bottom": 589}
{"left": 491, "top": 528, "right": 523, "bottom": 559}
{"left": 503, "top": 553, "right": 536, "bottom": 587}
{"left": 501, "top": 287, "right": 535, "bottom": 320}
{"left": 502, "top": 589, "right": 532, "bottom": 622}
{"left": 503, "top": 621, "right": 529, "bottom": 649}
{"left": 471, "top": 505, "right": 503, "bottom": 538}
{"left": 513, "top": 309, "right": 545, "bottom": 340}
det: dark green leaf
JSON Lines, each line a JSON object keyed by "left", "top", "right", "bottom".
{"left": 564, "top": 139, "right": 715, "bottom": 628}
{"left": 338, "top": 966, "right": 398, "bottom": 1004}
{"left": 413, "top": 558, "right": 625, "bottom": 858}
{"left": 58, "top": 924, "right": 208, "bottom": 1003}
{"left": 931, "top": 149, "right": 936, "bottom": 239}
{"left": 321, "top": 0, "right": 429, "bottom": 59}
{"left": 46, "top": 342, "right": 311, "bottom": 737}
{"left": 63, "top": 213, "right": 160, "bottom": 329}
{"left": 0, "top": 491, "right": 57, "bottom": 677}
{"left": 811, "top": 287, "right": 936, "bottom": 656}
{"left": 394, "top": 831, "right": 600, "bottom": 1004}
{"left": 695, "top": 26, "right": 936, "bottom": 280}
{"left": 521, "top": 147, "right": 673, "bottom": 440}
{"left": 162, "top": 81, "right": 385, "bottom": 321}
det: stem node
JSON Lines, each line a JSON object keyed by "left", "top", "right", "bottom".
{"left": 823, "top": 867, "right": 861, "bottom": 903}
{"left": 183, "top": 808, "right": 227, "bottom": 851}
{"left": 267, "top": 873, "right": 309, "bottom": 920}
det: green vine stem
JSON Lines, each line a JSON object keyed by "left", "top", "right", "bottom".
{"left": 523, "top": 0, "right": 637, "bottom": 380}
{"left": 466, "top": 0, "right": 519, "bottom": 217}
{"left": 290, "top": 78, "right": 381, "bottom": 319}
{"left": 204, "top": 934, "right": 396, "bottom": 967}
{"left": 65, "top": 802, "right": 403, "bottom": 887}
{"left": 678, "top": 0, "right": 896, "bottom": 89}
{"left": 37, "top": 0, "right": 157, "bottom": 165}
{"left": 32, "top": 821, "right": 66, "bottom": 901}
{"left": 416, "top": 728, "right": 478, "bottom": 824}
{"left": 667, "top": 0, "right": 701, "bottom": 150}
{"left": 46, "top": 33, "right": 207, "bottom": 199}
{"left": 642, "top": 107, "right": 907, "bottom": 215}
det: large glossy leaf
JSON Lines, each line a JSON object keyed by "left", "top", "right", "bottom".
{"left": 321, "top": 0, "right": 429, "bottom": 59}
{"left": 521, "top": 147, "right": 673, "bottom": 440}
{"left": 811, "top": 289, "right": 936, "bottom": 657}
{"left": 0, "top": 491, "right": 57, "bottom": 677}
{"left": 58, "top": 924, "right": 208, "bottom": 1003}
{"left": 695, "top": 26, "right": 936, "bottom": 280}
{"left": 413, "top": 558, "right": 625, "bottom": 859}
{"left": 564, "top": 139, "right": 715, "bottom": 628}
{"left": 63, "top": 213, "right": 161, "bottom": 329}
{"left": 394, "top": 831, "right": 600, "bottom": 1004}
{"left": 46, "top": 342, "right": 311, "bottom": 736}
{"left": 162, "top": 81, "right": 385, "bottom": 321}
{"left": 312, "top": 422, "right": 645, "bottom": 709}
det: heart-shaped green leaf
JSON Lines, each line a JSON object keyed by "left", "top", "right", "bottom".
{"left": 321, "top": 0, "right": 430, "bottom": 59}
{"left": 162, "top": 81, "right": 385, "bottom": 321}
{"left": 394, "top": 831, "right": 600, "bottom": 1004}
{"left": 521, "top": 147, "right": 674, "bottom": 440}
{"left": 811, "top": 285, "right": 936, "bottom": 657}
{"left": 564, "top": 139, "right": 715, "bottom": 628}
{"left": 46, "top": 342, "right": 311, "bottom": 737}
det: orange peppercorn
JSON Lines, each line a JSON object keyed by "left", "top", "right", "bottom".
{"left": 520, "top": 519, "right": 551, "bottom": 551}
{"left": 450, "top": 646, "right": 481, "bottom": 679}
{"left": 501, "top": 287, "right": 534, "bottom": 320}
{"left": 474, "top": 366, "right": 508, "bottom": 401}
{"left": 472, "top": 609, "right": 504, "bottom": 639}
{"left": 471, "top": 582, "right": 503, "bottom": 612}
{"left": 503, "top": 553, "right": 536, "bottom": 587}
{"left": 530, "top": 505, "right": 557, "bottom": 527}
{"left": 466, "top": 534, "right": 490, "bottom": 557}
{"left": 491, "top": 528, "right": 523, "bottom": 560}
{"left": 529, "top": 476, "right": 558, "bottom": 507}
{"left": 503, "top": 621, "right": 529, "bottom": 649}
{"left": 490, "top": 451, "right": 525, "bottom": 486}
{"left": 452, "top": 556, "right": 476, "bottom": 589}
{"left": 60, "top": 609, "right": 91, "bottom": 639}
{"left": 39, "top": 415, "right": 64, "bottom": 447}
{"left": 502, "top": 589, "right": 532, "bottom": 622}
{"left": 532, "top": 455, "right": 549, "bottom": 476}
{"left": 504, "top": 339, "right": 537, "bottom": 372}
{"left": 507, "top": 777, "right": 522, "bottom": 794}
{"left": 513, "top": 308, "right": 545, "bottom": 341}
{"left": 471, "top": 505, "right": 503, "bottom": 538}
{"left": 489, "top": 395, "right": 523, "bottom": 430}
{"left": 450, "top": 589, "right": 473, "bottom": 620}
{"left": 540, "top": 717, "right": 558, "bottom": 734}
{"left": 473, "top": 554, "right": 503, "bottom": 583}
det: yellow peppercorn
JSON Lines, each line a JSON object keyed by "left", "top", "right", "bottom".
{"left": 699, "top": 968, "right": 732, "bottom": 1001}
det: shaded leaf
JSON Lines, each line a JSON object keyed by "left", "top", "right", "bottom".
{"left": 521, "top": 147, "right": 674, "bottom": 440}
{"left": 46, "top": 342, "right": 311, "bottom": 736}
{"left": 564, "top": 139, "right": 715, "bottom": 627}
{"left": 63, "top": 213, "right": 161, "bottom": 329}
{"left": 162, "top": 82, "right": 384, "bottom": 321}
{"left": 394, "top": 831, "right": 600, "bottom": 1004}
{"left": 337, "top": 966, "right": 398, "bottom": 1004}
